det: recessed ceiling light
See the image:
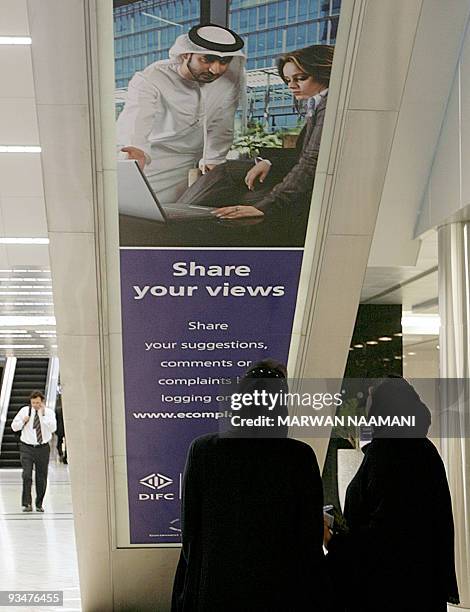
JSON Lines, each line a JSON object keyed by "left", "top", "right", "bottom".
{"left": 0, "top": 344, "right": 44, "bottom": 348}
{"left": 0, "top": 302, "right": 53, "bottom": 306}
{"left": 0, "top": 316, "right": 55, "bottom": 326}
{"left": 366, "top": 340, "right": 378, "bottom": 345}
{"left": 0, "top": 37, "right": 32, "bottom": 45}
{"left": 349, "top": 347, "right": 354, "bottom": 351}
{"left": 0, "top": 269, "right": 50, "bottom": 273}
{"left": 0, "top": 237, "right": 48, "bottom": 244}
{"left": 401, "top": 313, "right": 440, "bottom": 335}
{"left": 0, "top": 334, "right": 32, "bottom": 338}
{"left": 407, "top": 351, "right": 416, "bottom": 356}
{"left": 0, "top": 146, "right": 41, "bottom": 154}
{"left": 5, "top": 286, "right": 52, "bottom": 290}
{"left": 394, "top": 355, "right": 402, "bottom": 360}
{"left": 0, "top": 278, "right": 52, "bottom": 282}
{"left": 436, "top": 345, "right": 440, "bottom": 350}
{"left": 378, "top": 336, "right": 392, "bottom": 341}
{"left": 0, "top": 292, "right": 52, "bottom": 295}
{"left": 394, "top": 332, "right": 403, "bottom": 337}
{"left": 354, "top": 344, "right": 364, "bottom": 349}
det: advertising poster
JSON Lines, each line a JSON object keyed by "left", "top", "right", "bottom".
{"left": 113, "top": 0, "right": 341, "bottom": 544}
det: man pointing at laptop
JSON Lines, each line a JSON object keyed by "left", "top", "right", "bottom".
{"left": 117, "top": 24, "right": 245, "bottom": 204}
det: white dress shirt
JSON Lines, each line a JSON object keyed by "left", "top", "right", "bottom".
{"left": 11, "top": 405, "right": 57, "bottom": 445}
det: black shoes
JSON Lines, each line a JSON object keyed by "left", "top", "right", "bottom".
{"left": 24, "top": 504, "right": 44, "bottom": 512}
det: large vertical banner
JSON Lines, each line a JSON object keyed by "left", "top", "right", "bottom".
{"left": 113, "top": 0, "right": 341, "bottom": 544}
{"left": 120, "top": 248, "right": 302, "bottom": 543}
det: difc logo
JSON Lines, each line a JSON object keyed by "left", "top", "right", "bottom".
{"left": 139, "top": 473, "right": 174, "bottom": 501}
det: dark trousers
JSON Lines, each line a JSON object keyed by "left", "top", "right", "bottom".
{"left": 176, "top": 159, "right": 286, "bottom": 208}
{"left": 19, "top": 442, "right": 50, "bottom": 507}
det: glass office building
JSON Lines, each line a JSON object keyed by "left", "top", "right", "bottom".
{"left": 113, "top": 0, "right": 341, "bottom": 129}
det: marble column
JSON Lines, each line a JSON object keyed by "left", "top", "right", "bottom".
{"left": 438, "top": 222, "right": 470, "bottom": 608}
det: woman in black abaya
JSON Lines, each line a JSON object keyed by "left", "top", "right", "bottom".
{"left": 172, "top": 360, "right": 327, "bottom": 611}
{"left": 325, "top": 376, "right": 460, "bottom": 612}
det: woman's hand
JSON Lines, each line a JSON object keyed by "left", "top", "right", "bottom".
{"left": 201, "top": 163, "right": 216, "bottom": 174}
{"left": 323, "top": 517, "right": 333, "bottom": 548}
{"left": 212, "top": 205, "right": 264, "bottom": 220}
{"left": 244, "top": 160, "right": 271, "bottom": 190}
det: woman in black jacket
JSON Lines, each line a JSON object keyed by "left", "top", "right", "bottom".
{"left": 325, "top": 376, "right": 460, "bottom": 612}
{"left": 172, "top": 360, "right": 327, "bottom": 611}
{"left": 176, "top": 45, "right": 334, "bottom": 246}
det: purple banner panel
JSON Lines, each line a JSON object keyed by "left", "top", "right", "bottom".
{"left": 120, "top": 248, "right": 303, "bottom": 544}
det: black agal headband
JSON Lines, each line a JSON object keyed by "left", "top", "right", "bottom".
{"left": 188, "top": 23, "right": 244, "bottom": 53}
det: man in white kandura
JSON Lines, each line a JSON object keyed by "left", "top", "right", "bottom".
{"left": 117, "top": 24, "right": 246, "bottom": 204}
{"left": 11, "top": 391, "right": 57, "bottom": 513}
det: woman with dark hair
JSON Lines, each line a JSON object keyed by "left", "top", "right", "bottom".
{"left": 176, "top": 45, "right": 334, "bottom": 241}
{"left": 172, "top": 360, "right": 326, "bottom": 611}
{"left": 325, "top": 376, "right": 460, "bottom": 612}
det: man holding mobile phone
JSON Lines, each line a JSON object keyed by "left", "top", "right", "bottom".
{"left": 11, "top": 391, "right": 57, "bottom": 513}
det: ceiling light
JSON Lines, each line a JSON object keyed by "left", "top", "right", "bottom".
{"left": 0, "top": 269, "right": 51, "bottom": 273}
{"left": 378, "top": 336, "right": 392, "bottom": 341}
{"left": 394, "top": 356, "right": 402, "bottom": 360}
{"left": 394, "top": 332, "right": 403, "bottom": 337}
{"left": 349, "top": 347, "right": 354, "bottom": 351}
{"left": 366, "top": 340, "right": 378, "bottom": 345}
{"left": 0, "top": 344, "right": 44, "bottom": 348}
{"left": 353, "top": 344, "right": 364, "bottom": 349}
{"left": 0, "top": 302, "right": 53, "bottom": 306}
{"left": 5, "top": 286, "right": 52, "bottom": 290}
{"left": 407, "top": 351, "right": 416, "bottom": 356}
{"left": 0, "top": 334, "right": 32, "bottom": 338}
{"left": 0, "top": 237, "right": 48, "bottom": 244}
{"left": 401, "top": 313, "right": 440, "bottom": 335}
{"left": 0, "top": 269, "right": 50, "bottom": 273}
{"left": 0, "top": 37, "right": 32, "bottom": 45}
{"left": 0, "top": 278, "right": 52, "bottom": 282}
{"left": 0, "top": 146, "right": 41, "bottom": 154}
{"left": 436, "top": 345, "right": 440, "bottom": 350}
{"left": 0, "top": 316, "right": 55, "bottom": 326}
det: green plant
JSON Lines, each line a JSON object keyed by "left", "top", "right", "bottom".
{"left": 231, "top": 123, "right": 282, "bottom": 159}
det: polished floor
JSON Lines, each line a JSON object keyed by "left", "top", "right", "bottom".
{"left": 0, "top": 444, "right": 81, "bottom": 612}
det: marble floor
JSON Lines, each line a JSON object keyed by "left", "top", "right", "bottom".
{"left": 0, "top": 448, "right": 81, "bottom": 612}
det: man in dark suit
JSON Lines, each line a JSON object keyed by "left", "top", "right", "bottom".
{"left": 11, "top": 391, "right": 57, "bottom": 512}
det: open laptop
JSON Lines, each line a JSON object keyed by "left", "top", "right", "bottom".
{"left": 117, "top": 159, "right": 216, "bottom": 223}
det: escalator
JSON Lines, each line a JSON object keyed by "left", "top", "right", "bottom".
{"left": 0, "top": 358, "right": 50, "bottom": 468}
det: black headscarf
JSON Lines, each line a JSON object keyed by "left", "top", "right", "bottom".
{"left": 368, "top": 375, "right": 432, "bottom": 438}
{"left": 225, "top": 359, "right": 289, "bottom": 438}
